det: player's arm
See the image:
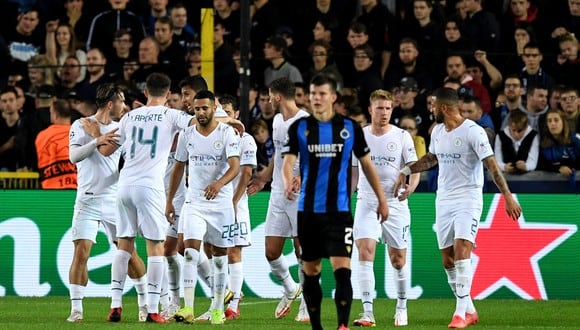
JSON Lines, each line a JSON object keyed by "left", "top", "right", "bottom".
{"left": 205, "top": 156, "right": 240, "bottom": 200}
{"left": 282, "top": 153, "right": 298, "bottom": 200}
{"left": 397, "top": 161, "right": 421, "bottom": 201}
{"left": 358, "top": 153, "right": 389, "bottom": 222}
{"left": 483, "top": 156, "right": 522, "bottom": 221}
{"left": 247, "top": 156, "right": 274, "bottom": 195}
{"left": 233, "top": 164, "right": 253, "bottom": 206}
{"left": 350, "top": 164, "right": 359, "bottom": 197}
{"left": 165, "top": 160, "right": 185, "bottom": 224}
{"left": 394, "top": 152, "right": 438, "bottom": 197}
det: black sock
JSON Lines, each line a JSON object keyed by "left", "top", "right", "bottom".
{"left": 303, "top": 272, "right": 323, "bottom": 330}
{"left": 334, "top": 268, "right": 352, "bottom": 327}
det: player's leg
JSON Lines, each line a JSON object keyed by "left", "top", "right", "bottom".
{"left": 109, "top": 186, "right": 138, "bottom": 322}
{"left": 352, "top": 198, "right": 380, "bottom": 327}
{"left": 226, "top": 246, "right": 243, "bottom": 319}
{"left": 68, "top": 238, "right": 93, "bottom": 322}
{"left": 327, "top": 213, "right": 354, "bottom": 330}
{"left": 137, "top": 187, "right": 172, "bottom": 323}
{"left": 302, "top": 259, "right": 323, "bottom": 330}
{"left": 175, "top": 204, "right": 205, "bottom": 323}
{"left": 293, "top": 237, "right": 309, "bottom": 322}
{"left": 163, "top": 219, "right": 181, "bottom": 318}
{"left": 265, "top": 197, "right": 301, "bottom": 318}
{"left": 127, "top": 246, "right": 147, "bottom": 321}
{"left": 384, "top": 200, "right": 411, "bottom": 326}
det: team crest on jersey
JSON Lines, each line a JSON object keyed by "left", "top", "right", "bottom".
{"left": 454, "top": 138, "right": 462, "bottom": 147}
{"left": 69, "top": 131, "right": 74, "bottom": 139}
{"left": 387, "top": 142, "right": 397, "bottom": 151}
{"left": 304, "top": 130, "right": 309, "bottom": 136}
{"left": 340, "top": 128, "right": 350, "bottom": 139}
{"left": 214, "top": 141, "right": 224, "bottom": 150}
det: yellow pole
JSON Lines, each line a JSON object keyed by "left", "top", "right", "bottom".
{"left": 200, "top": 8, "right": 214, "bottom": 91}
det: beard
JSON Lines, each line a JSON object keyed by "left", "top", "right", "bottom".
{"left": 435, "top": 110, "right": 445, "bottom": 123}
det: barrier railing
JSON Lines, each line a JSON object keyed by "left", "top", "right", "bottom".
{"left": 0, "top": 172, "right": 40, "bottom": 190}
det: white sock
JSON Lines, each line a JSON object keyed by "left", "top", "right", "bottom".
{"left": 146, "top": 256, "right": 165, "bottom": 314}
{"left": 358, "top": 261, "right": 374, "bottom": 314}
{"left": 445, "top": 267, "right": 457, "bottom": 297}
{"left": 166, "top": 254, "right": 182, "bottom": 305}
{"left": 132, "top": 275, "right": 147, "bottom": 307}
{"left": 297, "top": 258, "right": 307, "bottom": 310}
{"left": 395, "top": 264, "right": 409, "bottom": 310}
{"left": 70, "top": 284, "right": 84, "bottom": 313}
{"left": 197, "top": 251, "right": 212, "bottom": 288}
{"left": 212, "top": 255, "right": 228, "bottom": 311}
{"left": 111, "top": 250, "right": 131, "bottom": 308}
{"left": 269, "top": 256, "right": 297, "bottom": 296}
{"left": 228, "top": 262, "right": 243, "bottom": 311}
{"left": 159, "top": 259, "right": 170, "bottom": 310}
{"left": 183, "top": 248, "right": 200, "bottom": 308}
{"left": 454, "top": 259, "right": 472, "bottom": 318}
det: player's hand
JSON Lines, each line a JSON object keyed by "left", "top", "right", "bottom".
{"left": 80, "top": 118, "right": 101, "bottom": 138}
{"left": 165, "top": 202, "right": 176, "bottom": 224}
{"left": 504, "top": 194, "right": 522, "bottom": 221}
{"left": 96, "top": 128, "right": 120, "bottom": 147}
{"left": 204, "top": 181, "right": 224, "bottom": 200}
{"left": 292, "top": 176, "right": 301, "bottom": 192}
{"left": 515, "top": 160, "right": 527, "bottom": 171}
{"left": 397, "top": 183, "right": 414, "bottom": 201}
{"left": 284, "top": 183, "right": 297, "bottom": 201}
{"left": 132, "top": 100, "right": 145, "bottom": 109}
{"left": 393, "top": 173, "right": 406, "bottom": 198}
{"left": 247, "top": 177, "right": 266, "bottom": 195}
{"left": 227, "top": 118, "right": 245, "bottom": 136}
{"left": 376, "top": 199, "right": 389, "bottom": 223}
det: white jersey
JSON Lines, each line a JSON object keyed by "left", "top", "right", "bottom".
{"left": 232, "top": 132, "right": 257, "bottom": 206}
{"left": 69, "top": 116, "right": 120, "bottom": 200}
{"left": 429, "top": 119, "right": 493, "bottom": 202}
{"left": 355, "top": 125, "right": 417, "bottom": 197}
{"left": 175, "top": 122, "right": 240, "bottom": 208}
{"left": 271, "top": 110, "right": 309, "bottom": 193}
{"left": 117, "top": 105, "right": 192, "bottom": 189}
{"left": 165, "top": 149, "right": 186, "bottom": 210}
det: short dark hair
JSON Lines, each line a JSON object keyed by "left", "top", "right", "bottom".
{"left": 219, "top": 94, "right": 238, "bottom": 110}
{"left": 527, "top": 83, "right": 548, "bottom": 96}
{"left": 310, "top": 74, "right": 337, "bottom": 93}
{"left": 193, "top": 90, "right": 215, "bottom": 102}
{"left": 269, "top": 77, "right": 295, "bottom": 99}
{"left": 96, "top": 83, "right": 124, "bottom": 108}
{"left": 179, "top": 75, "right": 208, "bottom": 92}
{"left": 0, "top": 86, "right": 17, "bottom": 97}
{"left": 432, "top": 87, "right": 459, "bottom": 106}
{"left": 51, "top": 99, "right": 72, "bottom": 118}
{"left": 155, "top": 16, "right": 173, "bottom": 29}
{"left": 348, "top": 21, "right": 367, "bottom": 34}
{"left": 146, "top": 73, "right": 171, "bottom": 97}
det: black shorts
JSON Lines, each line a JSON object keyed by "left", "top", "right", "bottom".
{"left": 298, "top": 211, "right": 354, "bottom": 261}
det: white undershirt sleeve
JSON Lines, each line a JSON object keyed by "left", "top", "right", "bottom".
{"left": 70, "top": 139, "right": 98, "bottom": 163}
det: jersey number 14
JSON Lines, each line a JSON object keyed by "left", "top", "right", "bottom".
{"left": 130, "top": 126, "right": 158, "bottom": 159}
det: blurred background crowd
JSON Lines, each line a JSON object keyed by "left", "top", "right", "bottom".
{"left": 0, "top": 0, "right": 579, "bottom": 188}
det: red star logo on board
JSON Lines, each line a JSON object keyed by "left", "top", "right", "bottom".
{"left": 471, "top": 194, "right": 577, "bottom": 300}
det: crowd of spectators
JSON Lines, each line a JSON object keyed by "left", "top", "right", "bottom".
{"left": 0, "top": 0, "right": 579, "bottom": 186}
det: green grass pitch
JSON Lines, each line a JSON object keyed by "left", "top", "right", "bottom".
{"left": 1, "top": 297, "right": 579, "bottom": 329}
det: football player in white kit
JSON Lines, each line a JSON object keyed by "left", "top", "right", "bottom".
{"left": 220, "top": 95, "right": 257, "bottom": 320}
{"left": 165, "top": 90, "right": 240, "bottom": 325}
{"left": 351, "top": 90, "right": 420, "bottom": 327}
{"left": 67, "top": 83, "right": 147, "bottom": 323}
{"left": 247, "top": 78, "right": 310, "bottom": 321}
{"left": 105, "top": 73, "right": 196, "bottom": 323}
{"left": 395, "top": 87, "right": 521, "bottom": 328}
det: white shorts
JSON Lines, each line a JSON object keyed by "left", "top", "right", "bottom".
{"left": 71, "top": 195, "right": 117, "bottom": 244}
{"left": 435, "top": 200, "right": 483, "bottom": 249}
{"left": 117, "top": 185, "right": 168, "bottom": 241}
{"left": 166, "top": 214, "right": 180, "bottom": 238}
{"left": 180, "top": 202, "right": 235, "bottom": 248}
{"left": 353, "top": 196, "right": 410, "bottom": 249}
{"left": 264, "top": 191, "right": 298, "bottom": 237}
{"left": 233, "top": 200, "right": 252, "bottom": 247}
